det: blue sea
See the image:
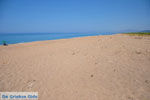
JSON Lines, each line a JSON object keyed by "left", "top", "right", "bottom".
{"left": 0, "top": 33, "right": 115, "bottom": 45}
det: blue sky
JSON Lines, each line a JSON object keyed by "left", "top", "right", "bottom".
{"left": 0, "top": 0, "right": 150, "bottom": 33}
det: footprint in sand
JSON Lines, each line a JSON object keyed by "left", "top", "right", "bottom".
{"left": 98, "top": 39, "right": 101, "bottom": 41}
{"left": 94, "top": 62, "right": 98, "bottom": 65}
{"left": 26, "top": 80, "right": 36, "bottom": 89}
{"left": 114, "top": 69, "right": 116, "bottom": 72}
{"left": 146, "top": 49, "right": 150, "bottom": 53}
{"left": 134, "top": 36, "right": 143, "bottom": 39}
{"left": 135, "top": 50, "right": 142, "bottom": 54}
{"left": 127, "top": 96, "right": 134, "bottom": 100}
{"left": 72, "top": 50, "right": 80, "bottom": 55}
{"left": 145, "top": 80, "right": 149, "bottom": 84}
{"left": 2, "top": 61, "right": 8, "bottom": 65}
{"left": 72, "top": 52, "right": 76, "bottom": 55}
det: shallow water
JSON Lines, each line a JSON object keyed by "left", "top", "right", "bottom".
{"left": 0, "top": 32, "right": 115, "bottom": 45}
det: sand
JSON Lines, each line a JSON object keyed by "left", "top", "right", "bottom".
{"left": 0, "top": 34, "right": 150, "bottom": 100}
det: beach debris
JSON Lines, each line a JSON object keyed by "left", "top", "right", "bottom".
{"left": 2, "top": 41, "right": 8, "bottom": 46}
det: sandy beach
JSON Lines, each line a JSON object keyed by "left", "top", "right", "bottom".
{"left": 0, "top": 34, "right": 150, "bottom": 100}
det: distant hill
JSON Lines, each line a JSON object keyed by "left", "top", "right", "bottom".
{"left": 141, "top": 30, "right": 150, "bottom": 32}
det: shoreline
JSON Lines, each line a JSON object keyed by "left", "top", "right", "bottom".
{"left": 1, "top": 33, "right": 150, "bottom": 46}
{"left": 0, "top": 34, "right": 117, "bottom": 46}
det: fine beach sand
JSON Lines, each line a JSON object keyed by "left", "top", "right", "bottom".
{"left": 0, "top": 34, "right": 150, "bottom": 100}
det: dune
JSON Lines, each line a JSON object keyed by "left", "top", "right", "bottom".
{"left": 0, "top": 34, "right": 150, "bottom": 100}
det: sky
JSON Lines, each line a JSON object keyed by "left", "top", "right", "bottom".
{"left": 0, "top": 0, "right": 150, "bottom": 33}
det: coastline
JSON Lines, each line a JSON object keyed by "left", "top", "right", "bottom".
{"left": 0, "top": 34, "right": 150, "bottom": 100}
{"left": 0, "top": 33, "right": 115, "bottom": 45}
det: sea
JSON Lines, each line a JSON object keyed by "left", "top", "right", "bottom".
{"left": 0, "top": 32, "right": 115, "bottom": 45}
